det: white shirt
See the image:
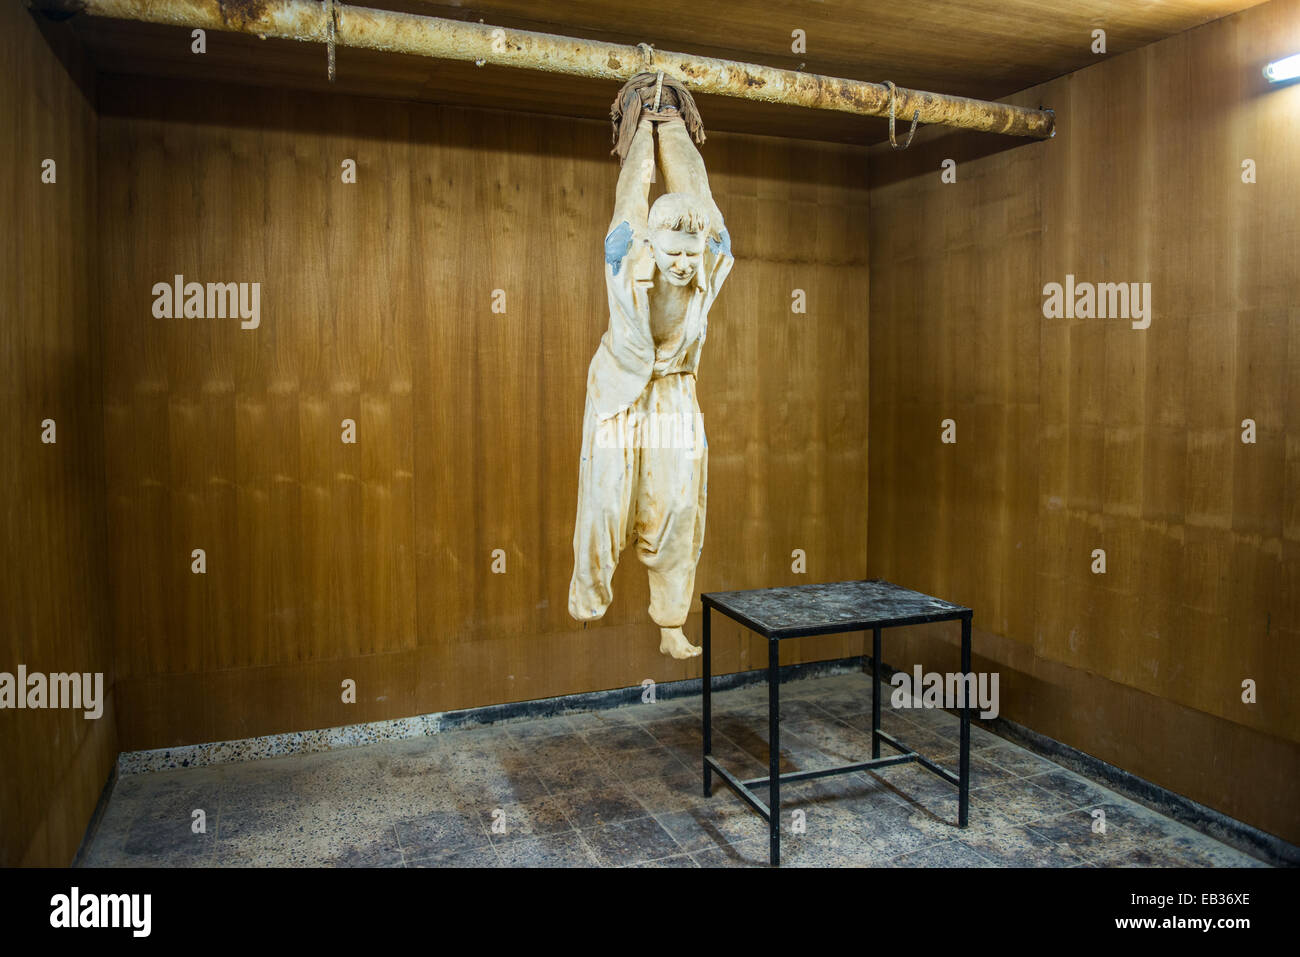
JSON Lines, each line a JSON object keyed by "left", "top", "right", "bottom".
{"left": 586, "top": 220, "right": 734, "bottom": 419}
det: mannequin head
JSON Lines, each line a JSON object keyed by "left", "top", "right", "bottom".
{"left": 648, "top": 192, "right": 708, "bottom": 286}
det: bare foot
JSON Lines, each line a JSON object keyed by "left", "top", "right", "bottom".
{"left": 659, "top": 626, "right": 702, "bottom": 659}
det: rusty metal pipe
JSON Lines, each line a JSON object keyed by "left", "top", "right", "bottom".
{"left": 32, "top": 0, "right": 1056, "bottom": 139}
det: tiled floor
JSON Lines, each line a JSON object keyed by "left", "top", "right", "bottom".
{"left": 78, "top": 672, "right": 1268, "bottom": 867}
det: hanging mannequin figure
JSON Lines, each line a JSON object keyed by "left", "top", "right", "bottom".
{"left": 568, "top": 74, "right": 734, "bottom": 659}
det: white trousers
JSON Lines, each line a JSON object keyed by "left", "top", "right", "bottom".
{"left": 568, "top": 372, "right": 707, "bottom": 628}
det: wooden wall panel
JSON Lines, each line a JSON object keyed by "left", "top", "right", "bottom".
{"left": 0, "top": 6, "right": 116, "bottom": 865}
{"left": 98, "top": 78, "right": 871, "bottom": 750}
{"left": 869, "top": 0, "right": 1300, "bottom": 841}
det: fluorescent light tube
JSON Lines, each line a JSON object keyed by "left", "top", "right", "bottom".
{"left": 1264, "top": 54, "right": 1300, "bottom": 83}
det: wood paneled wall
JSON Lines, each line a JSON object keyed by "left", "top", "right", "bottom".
{"left": 1, "top": 6, "right": 116, "bottom": 865}
{"left": 869, "top": 0, "right": 1299, "bottom": 841}
{"left": 96, "top": 78, "right": 870, "bottom": 752}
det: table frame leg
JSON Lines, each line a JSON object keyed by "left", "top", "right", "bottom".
{"left": 702, "top": 605, "right": 712, "bottom": 797}
{"left": 768, "top": 636, "right": 780, "bottom": 867}
{"left": 959, "top": 613, "right": 971, "bottom": 827}
{"left": 872, "top": 625, "right": 882, "bottom": 760}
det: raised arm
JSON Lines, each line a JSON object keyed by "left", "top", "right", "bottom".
{"left": 609, "top": 116, "right": 656, "bottom": 236}
{"left": 655, "top": 116, "right": 726, "bottom": 242}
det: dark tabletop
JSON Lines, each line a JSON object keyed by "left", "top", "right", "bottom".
{"left": 701, "top": 579, "right": 971, "bottom": 638}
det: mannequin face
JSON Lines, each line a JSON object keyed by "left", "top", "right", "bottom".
{"left": 651, "top": 228, "right": 706, "bottom": 286}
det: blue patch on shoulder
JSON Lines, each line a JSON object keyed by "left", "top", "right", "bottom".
{"left": 707, "top": 227, "right": 732, "bottom": 257}
{"left": 605, "top": 221, "right": 634, "bottom": 275}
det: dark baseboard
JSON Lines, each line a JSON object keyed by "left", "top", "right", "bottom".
{"left": 868, "top": 658, "right": 1298, "bottom": 868}
{"left": 447, "top": 654, "right": 1295, "bottom": 866}
{"left": 88, "top": 654, "right": 1295, "bottom": 868}
{"left": 435, "top": 655, "right": 869, "bottom": 730}
{"left": 71, "top": 761, "right": 118, "bottom": 867}
{"left": 982, "top": 713, "right": 1297, "bottom": 868}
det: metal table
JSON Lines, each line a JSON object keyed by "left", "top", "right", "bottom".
{"left": 701, "top": 579, "right": 973, "bottom": 866}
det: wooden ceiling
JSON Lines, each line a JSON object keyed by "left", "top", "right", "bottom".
{"left": 62, "top": 0, "right": 1269, "bottom": 143}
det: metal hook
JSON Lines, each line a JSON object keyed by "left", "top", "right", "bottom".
{"left": 883, "top": 81, "right": 918, "bottom": 150}
{"left": 637, "top": 42, "right": 655, "bottom": 70}
{"left": 326, "top": 0, "right": 337, "bottom": 83}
